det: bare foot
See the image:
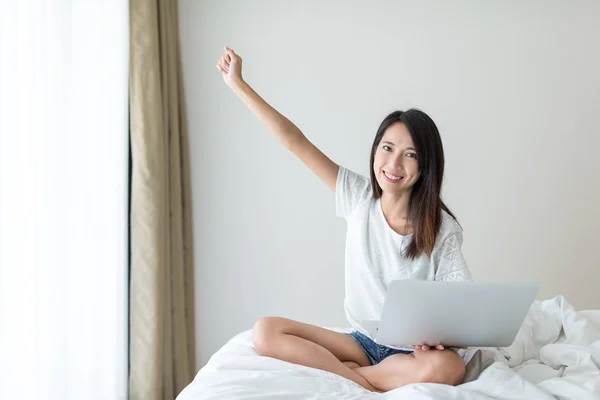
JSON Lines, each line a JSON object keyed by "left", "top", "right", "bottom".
{"left": 340, "top": 361, "right": 381, "bottom": 392}
{"left": 354, "top": 354, "right": 419, "bottom": 392}
{"left": 352, "top": 366, "right": 384, "bottom": 393}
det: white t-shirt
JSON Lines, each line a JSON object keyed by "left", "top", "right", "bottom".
{"left": 336, "top": 166, "right": 473, "bottom": 336}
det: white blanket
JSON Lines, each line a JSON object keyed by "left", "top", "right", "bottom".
{"left": 178, "top": 296, "right": 600, "bottom": 399}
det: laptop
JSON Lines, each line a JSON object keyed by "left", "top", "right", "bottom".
{"left": 361, "top": 280, "right": 539, "bottom": 350}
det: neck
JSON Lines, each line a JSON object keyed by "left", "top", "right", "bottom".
{"left": 380, "top": 191, "right": 411, "bottom": 222}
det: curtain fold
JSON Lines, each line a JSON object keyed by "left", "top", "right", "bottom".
{"left": 129, "top": 0, "right": 196, "bottom": 398}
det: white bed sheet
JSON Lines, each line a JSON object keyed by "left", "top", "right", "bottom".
{"left": 178, "top": 296, "right": 600, "bottom": 399}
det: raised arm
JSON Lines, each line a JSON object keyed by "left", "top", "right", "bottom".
{"left": 217, "top": 46, "right": 339, "bottom": 191}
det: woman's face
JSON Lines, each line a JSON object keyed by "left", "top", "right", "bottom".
{"left": 373, "top": 122, "right": 421, "bottom": 195}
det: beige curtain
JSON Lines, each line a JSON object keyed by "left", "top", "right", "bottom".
{"left": 129, "top": 0, "right": 196, "bottom": 399}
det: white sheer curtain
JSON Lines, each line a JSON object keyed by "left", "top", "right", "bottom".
{"left": 0, "top": 1, "right": 128, "bottom": 399}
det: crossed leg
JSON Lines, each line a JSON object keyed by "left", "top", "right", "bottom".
{"left": 252, "top": 317, "right": 465, "bottom": 393}
{"left": 252, "top": 317, "right": 379, "bottom": 391}
{"left": 354, "top": 348, "right": 466, "bottom": 391}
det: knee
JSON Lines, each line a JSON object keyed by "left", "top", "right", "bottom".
{"left": 416, "top": 350, "right": 465, "bottom": 386}
{"left": 251, "top": 317, "right": 285, "bottom": 356}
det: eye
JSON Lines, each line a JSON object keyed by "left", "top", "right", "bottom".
{"left": 382, "top": 145, "right": 392, "bottom": 152}
{"left": 407, "top": 152, "right": 418, "bottom": 159}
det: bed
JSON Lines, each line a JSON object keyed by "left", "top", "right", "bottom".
{"left": 177, "top": 296, "right": 600, "bottom": 399}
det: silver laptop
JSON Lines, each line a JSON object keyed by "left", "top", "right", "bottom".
{"left": 361, "top": 280, "right": 539, "bottom": 349}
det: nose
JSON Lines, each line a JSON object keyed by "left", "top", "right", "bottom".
{"left": 391, "top": 153, "right": 405, "bottom": 170}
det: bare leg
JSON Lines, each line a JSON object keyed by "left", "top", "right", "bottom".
{"left": 252, "top": 317, "right": 380, "bottom": 391}
{"left": 343, "top": 361, "right": 361, "bottom": 369}
{"left": 354, "top": 348, "right": 466, "bottom": 392}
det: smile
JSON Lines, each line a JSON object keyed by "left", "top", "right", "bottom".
{"left": 383, "top": 170, "right": 404, "bottom": 183}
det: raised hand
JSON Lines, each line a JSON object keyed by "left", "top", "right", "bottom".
{"left": 216, "top": 46, "right": 243, "bottom": 89}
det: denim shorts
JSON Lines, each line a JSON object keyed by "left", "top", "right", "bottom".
{"left": 347, "top": 331, "right": 413, "bottom": 365}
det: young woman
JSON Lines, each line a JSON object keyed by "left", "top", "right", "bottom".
{"left": 216, "top": 46, "right": 474, "bottom": 393}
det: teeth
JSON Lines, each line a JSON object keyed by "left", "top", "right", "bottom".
{"left": 385, "top": 171, "right": 402, "bottom": 180}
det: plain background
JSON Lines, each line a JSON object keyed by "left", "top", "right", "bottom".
{"left": 178, "top": 0, "right": 600, "bottom": 367}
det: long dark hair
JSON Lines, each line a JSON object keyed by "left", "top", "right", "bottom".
{"left": 369, "top": 109, "right": 457, "bottom": 259}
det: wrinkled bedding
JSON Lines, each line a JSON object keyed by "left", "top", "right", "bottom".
{"left": 178, "top": 296, "right": 600, "bottom": 399}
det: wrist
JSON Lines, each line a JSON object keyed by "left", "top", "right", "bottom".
{"left": 230, "top": 78, "right": 246, "bottom": 92}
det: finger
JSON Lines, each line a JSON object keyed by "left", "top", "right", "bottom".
{"left": 221, "top": 55, "right": 230, "bottom": 67}
{"left": 224, "top": 47, "right": 239, "bottom": 63}
{"left": 224, "top": 53, "right": 232, "bottom": 64}
{"left": 422, "top": 345, "right": 430, "bottom": 351}
{"left": 436, "top": 345, "right": 445, "bottom": 350}
{"left": 217, "top": 60, "right": 228, "bottom": 74}
{"left": 224, "top": 45, "right": 235, "bottom": 57}
{"left": 414, "top": 345, "right": 421, "bottom": 350}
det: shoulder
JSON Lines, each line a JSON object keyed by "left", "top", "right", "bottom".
{"left": 337, "top": 166, "right": 370, "bottom": 189}
{"left": 431, "top": 210, "right": 466, "bottom": 261}
{"left": 437, "top": 210, "right": 463, "bottom": 241}
{"left": 335, "top": 166, "right": 373, "bottom": 219}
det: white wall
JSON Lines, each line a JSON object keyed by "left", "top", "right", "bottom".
{"left": 179, "top": 0, "right": 600, "bottom": 367}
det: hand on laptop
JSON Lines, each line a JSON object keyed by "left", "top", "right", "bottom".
{"left": 414, "top": 345, "right": 468, "bottom": 351}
